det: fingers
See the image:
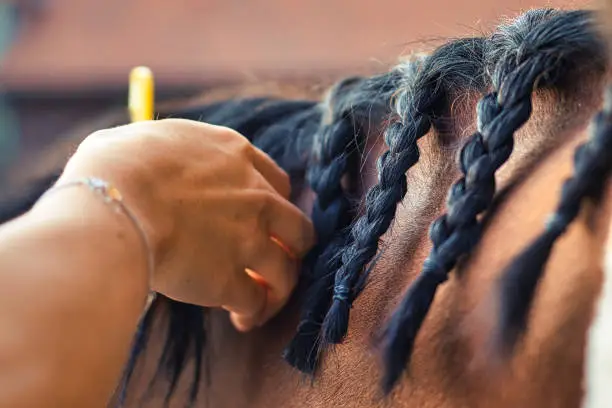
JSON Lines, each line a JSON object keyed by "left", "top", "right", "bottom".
{"left": 222, "top": 268, "right": 267, "bottom": 331}
{"left": 261, "top": 192, "right": 316, "bottom": 259}
{"left": 249, "top": 147, "right": 291, "bottom": 199}
{"left": 236, "top": 238, "right": 299, "bottom": 331}
{"left": 229, "top": 181, "right": 313, "bottom": 332}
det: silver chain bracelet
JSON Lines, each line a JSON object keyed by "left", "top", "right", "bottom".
{"left": 37, "top": 176, "right": 157, "bottom": 312}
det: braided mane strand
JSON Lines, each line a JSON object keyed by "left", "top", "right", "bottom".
{"left": 381, "top": 9, "right": 608, "bottom": 391}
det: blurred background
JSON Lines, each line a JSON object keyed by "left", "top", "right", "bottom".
{"left": 0, "top": 0, "right": 591, "bottom": 186}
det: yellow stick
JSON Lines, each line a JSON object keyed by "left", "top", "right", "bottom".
{"left": 128, "top": 66, "right": 155, "bottom": 122}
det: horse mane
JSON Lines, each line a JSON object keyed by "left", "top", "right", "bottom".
{"left": 2, "top": 8, "right": 612, "bottom": 407}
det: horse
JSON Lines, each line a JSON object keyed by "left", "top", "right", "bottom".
{"left": 2, "top": 8, "right": 612, "bottom": 408}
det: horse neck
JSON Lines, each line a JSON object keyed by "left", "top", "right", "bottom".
{"left": 118, "top": 73, "right": 612, "bottom": 408}
{"left": 384, "top": 76, "right": 612, "bottom": 406}
{"left": 237, "top": 75, "right": 612, "bottom": 408}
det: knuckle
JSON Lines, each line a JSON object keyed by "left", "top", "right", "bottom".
{"left": 210, "top": 124, "right": 248, "bottom": 144}
{"left": 236, "top": 139, "right": 255, "bottom": 159}
{"left": 277, "top": 171, "right": 291, "bottom": 192}
{"left": 221, "top": 126, "right": 244, "bottom": 139}
{"left": 254, "top": 190, "right": 278, "bottom": 214}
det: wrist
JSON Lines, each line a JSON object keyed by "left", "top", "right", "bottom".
{"left": 31, "top": 175, "right": 159, "bottom": 303}
{"left": 27, "top": 185, "right": 151, "bottom": 295}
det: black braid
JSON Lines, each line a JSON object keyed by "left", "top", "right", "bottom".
{"left": 282, "top": 78, "right": 364, "bottom": 373}
{"left": 321, "top": 38, "right": 488, "bottom": 345}
{"left": 381, "top": 9, "right": 605, "bottom": 392}
{"left": 284, "top": 72, "right": 403, "bottom": 373}
{"left": 140, "top": 300, "right": 206, "bottom": 405}
{"left": 495, "top": 95, "right": 612, "bottom": 352}
{"left": 115, "top": 296, "right": 162, "bottom": 407}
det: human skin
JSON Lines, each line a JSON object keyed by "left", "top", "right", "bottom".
{"left": 0, "top": 119, "right": 315, "bottom": 407}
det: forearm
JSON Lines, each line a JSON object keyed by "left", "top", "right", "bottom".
{"left": 0, "top": 186, "right": 150, "bottom": 407}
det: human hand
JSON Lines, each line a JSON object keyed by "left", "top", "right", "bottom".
{"left": 60, "top": 119, "right": 315, "bottom": 331}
